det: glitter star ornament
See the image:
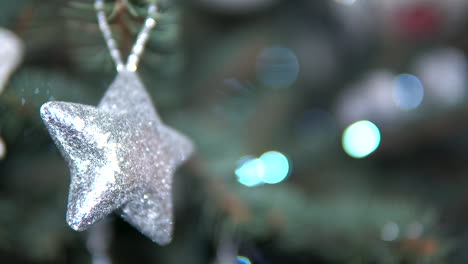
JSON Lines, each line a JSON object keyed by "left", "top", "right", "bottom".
{"left": 40, "top": 70, "right": 193, "bottom": 245}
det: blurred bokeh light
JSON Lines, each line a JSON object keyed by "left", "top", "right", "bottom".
{"left": 235, "top": 151, "right": 290, "bottom": 186}
{"left": 259, "top": 151, "right": 290, "bottom": 184}
{"left": 235, "top": 157, "right": 265, "bottom": 187}
{"left": 342, "top": 120, "right": 381, "bottom": 158}
{"left": 335, "top": 70, "right": 399, "bottom": 125}
{"left": 256, "top": 46, "right": 299, "bottom": 88}
{"left": 414, "top": 47, "right": 467, "bottom": 106}
{"left": 381, "top": 221, "right": 399, "bottom": 242}
{"left": 236, "top": 256, "right": 252, "bottom": 264}
{"left": 393, "top": 74, "right": 424, "bottom": 110}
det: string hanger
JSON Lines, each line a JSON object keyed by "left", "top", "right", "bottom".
{"left": 94, "top": 0, "right": 157, "bottom": 72}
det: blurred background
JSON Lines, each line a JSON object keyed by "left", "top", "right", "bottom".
{"left": 2, "top": 0, "right": 468, "bottom": 263}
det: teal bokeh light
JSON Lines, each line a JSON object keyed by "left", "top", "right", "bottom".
{"left": 235, "top": 157, "right": 264, "bottom": 187}
{"left": 235, "top": 151, "right": 290, "bottom": 186}
{"left": 259, "top": 151, "right": 290, "bottom": 184}
{"left": 342, "top": 120, "right": 381, "bottom": 158}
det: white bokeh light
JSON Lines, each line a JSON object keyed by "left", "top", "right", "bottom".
{"left": 259, "top": 151, "right": 290, "bottom": 184}
{"left": 342, "top": 120, "right": 381, "bottom": 158}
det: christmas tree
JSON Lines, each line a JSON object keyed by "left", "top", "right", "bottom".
{"left": 1, "top": 0, "right": 468, "bottom": 263}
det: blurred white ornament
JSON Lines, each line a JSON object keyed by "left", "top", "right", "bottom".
{"left": 335, "top": 70, "right": 398, "bottom": 126}
{"left": 0, "top": 28, "right": 23, "bottom": 94}
{"left": 0, "top": 28, "right": 22, "bottom": 162}
{"left": 363, "top": 70, "right": 399, "bottom": 120}
{"left": 0, "top": 136, "right": 5, "bottom": 160}
{"left": 414, "top": 47, "right": 466, "bottom": 106}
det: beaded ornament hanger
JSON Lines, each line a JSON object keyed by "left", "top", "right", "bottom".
{"left": 94, "top": 0, "right": 157, "bottom": 72}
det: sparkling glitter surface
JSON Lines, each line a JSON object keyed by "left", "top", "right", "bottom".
{"left": 40, "top": 70, "right": 193, "bottom": 245}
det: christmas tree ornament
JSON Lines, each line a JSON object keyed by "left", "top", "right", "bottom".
{"left": 40, "top": 0, "right": 193, "bottom": 245}
{"left": 414, "top": 47, "right": 466, "bottom": 106}
{"left": 0, "top": 135, "right": 6, "bottom": 160}
{"left": 0, "top": 28, "right": 23, "bottom": 161}
{"left": 0, "top": 28, "right": 23, "bottom": 93}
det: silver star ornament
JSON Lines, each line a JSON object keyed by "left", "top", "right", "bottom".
{"left": 40, "top": 70, "right": 193, "bottom": 245}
